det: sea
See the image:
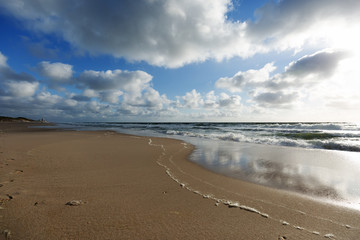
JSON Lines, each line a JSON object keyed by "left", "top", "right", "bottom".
{"left": 56, "top": 122, "right": 360, "bottom": 208}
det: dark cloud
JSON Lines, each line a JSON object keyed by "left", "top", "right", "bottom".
{"left": 254, "top": 91, "right": 298, "bottom": 107}
{"left": 78, "top": 70, "right": 152, "bottom": 93}
{"left": 0, "top": 69, "right": 35, "bottom": 82}
{"left": 266, "top": 50, "right": 349, "bottom": 91}
{"left": 71, "top": 95, "right": 91, "bottom": 102}
{"left": 218, "top": 94, "right": 242, "bottom": 108}
{"left": 285, "top": 50, "right": 349, "bottom": 78}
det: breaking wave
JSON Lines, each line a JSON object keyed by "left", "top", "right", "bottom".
{"left": 62, "top": 122, "right": 360, "bottom": 152}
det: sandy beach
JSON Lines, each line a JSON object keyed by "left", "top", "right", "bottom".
{"left": 0, "top": 123, "right": 359, "bottom": 239}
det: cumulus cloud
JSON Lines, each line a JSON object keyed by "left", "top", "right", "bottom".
{"left": 0, "top": 0, "right": 250, "bottom": 67}
{"left": 181, "top": 89, "right": 204, "bottom": 108}
{"left": 267, "top": 50, "right": 349, "bottom": 90}
{"left": 72, "top": 68, "right": 174, "bottom": 115}
{"left": 0, "top": 51, "right": 174, "bottom": 120}
{"left": 78, "top": 70, "right": 152, "bottom": 93}
{"left": 1, "top": 0, "right": 359, "bottom": 68}
{"left": 215, "top": 63, "right": 276, "bottom": 92}
{"left": 37, "top": 61, "right": 73, "bottom": 83}
{"left": 0, "top": 51, "right": 7, "bottom": 68}
{"left": 0, "top": 47, "right": 357, "bottom": 121}
{"left": 216, "top": 49, "right": 349, "bottom": 108}
{"left": 284, "top": 50, "right": 349, "bottom": 78}
{"left": 203, "top": 91, "right": 242, "bottom": 109}
{"left": 0, "top": 51, "right": 258, "bottom": 120}
{"left": 4, "top": 81, "right": 39, "bottom": 98}
{"left": 0, "top": 52, "right": 40, "bottom": 98}
{"left": 176, "top": 89, "right": 242, "bottom": 111}
{"left": 116, "top": 88, "right": 171, "bottom": 116}
{"left": 218, "top": 93, "right": 242, "bottom": 108}
{"left": 76, "top": 69, "right": 158, "bottom": 106}
{"left": 253, "top": 91, "right": 298, "bottom": 107}
{"left": 35, "top": 91, "right": 62, "bottom": 105}
{"left": 204, "top": 91, "right": 217, "bottom": 108}
{"left": 98, "top": 90, "right": 123, "bottom": 104}
{"left": 83, "top": 89, "right": 98, "bottom": 98}
{"left": 142, "top": 88, "right": 169, "bottom": 110}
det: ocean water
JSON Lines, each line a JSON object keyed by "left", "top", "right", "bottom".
{"left": 59, "top": 122, "right": 360, "bottom": 207}
{"left": 61, "top": 122, "right": 360, "bottom": 152}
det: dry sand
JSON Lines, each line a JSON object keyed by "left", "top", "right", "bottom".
{"left": 0, "top": 123, "right": 359, "bottom": 239}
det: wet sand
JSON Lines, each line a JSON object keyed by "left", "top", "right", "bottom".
{"left": 0, "top": 123, "right": 359, "bottom": 239}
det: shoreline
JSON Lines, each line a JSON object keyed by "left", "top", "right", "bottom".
{"left": 0, "top": 123, "right": 359, "bottom": 239}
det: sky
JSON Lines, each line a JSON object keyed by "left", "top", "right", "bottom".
{"left": 0, "top": 0, "right": 359, "bottom": 122}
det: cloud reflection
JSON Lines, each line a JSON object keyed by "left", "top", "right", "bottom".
{"left": 189, "top": 140, "right": 360, "bottom": 201}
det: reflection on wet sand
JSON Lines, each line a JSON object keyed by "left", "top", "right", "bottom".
{"left": 189, "top": 139, "right": 360, "bottom": 202}
{"left": 235, "top": 159, "right": 340, "bottom": 199}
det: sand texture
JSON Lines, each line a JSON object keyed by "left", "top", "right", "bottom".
{"left": 0, "top": 123, "right": 359, "bottom": 239}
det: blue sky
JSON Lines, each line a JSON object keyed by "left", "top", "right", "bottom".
{"left": 0, "top": 0, "right": 359, "bottom": 122}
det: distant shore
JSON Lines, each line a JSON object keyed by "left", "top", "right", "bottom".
{"left": 0, "top": 122, "right": 359, "bottom": 239}
{"left": 0, "top": 116, "right": 49, "bottom": 123}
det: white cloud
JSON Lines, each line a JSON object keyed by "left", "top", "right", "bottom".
{"left": 203, "top": 91, "right": 242, "bottom": 109}
{"left": 83, "top": 89, "right": 98, "bottom": 98}
{"left": 2, "top": 0, "right": 359, "bottom": 68}
{"left": 181, "top": 89, "right": 204, "bottom": 108}
{"left": 216, "top": 49, "right": 349, "bottom": 108}
{"left": 35, "top": 91, "right": 62, "bottom": 105}
{"left": 118, "top": 87, "right": 171, "bottom": 114}
{"left": 216, "top": 63, "right": 276, "bottom": 92}
{"left": 5, "top": 81, "right": 39, "bottom": 97}
{"left": 0, "top": 0, "right": 252, "bottom": 68}
{"left": 0, "top": 51, "right": 176, "bottom": 119}
{"left": 176, "top": 90, "right": 243, "bottom": 113}
{"left": 64, "top": 99, "right": 77, "bottom": 107}
{"left": 204, "top": 91, "right": 217, "bottom": 108}
{"left": 0, "top": 46, "right": 358, "bottom": 121}
{"left": 142, "top": 88, "right": 169, "bottom": 110}
{"left": 77, "top": 69, "right": 165, "bottom": 106}
{"left": 0, "top": 51, "right": 8, "bottom": 68}
{"left": 37, "top": 61, "right": 73, "bottom": 82}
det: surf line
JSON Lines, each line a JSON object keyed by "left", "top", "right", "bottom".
{"left": 148, "top": 138, "right": 341, "bottom": 239}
